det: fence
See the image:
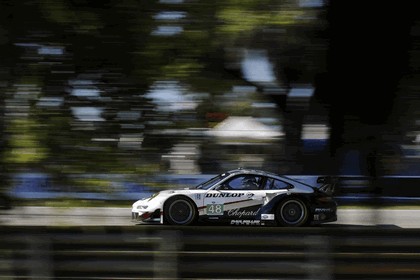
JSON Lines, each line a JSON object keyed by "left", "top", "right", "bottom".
{"left": 1, "top": 225, "right": 420, "bottom": 279}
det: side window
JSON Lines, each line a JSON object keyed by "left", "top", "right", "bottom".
{"left": 263, "top": 178, "right": 273, "bottom": 190}
{"left": 263, "top": 178, "right": 291, "bottom": 190}
{"left": 225, "top": 176, "right": 243, "bottom": 190}
{"left": 222, "top": 175, "right": 262, "bottom": 190}
{"left": 272, "top": 179, "right": 291, "bottom": 190}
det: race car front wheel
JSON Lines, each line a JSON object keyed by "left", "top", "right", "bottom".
{"left": 276, "top": 198, "right": 308, "bottom": 227}
{"left": 164, "top": 196, "right": 197, "bottom": 225}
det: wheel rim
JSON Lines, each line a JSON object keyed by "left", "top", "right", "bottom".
{"left": 280, "top": 200, "right": 306, "bottom": 225}
{"left": 168, "top": 200, "right": 193, "bottom": 224}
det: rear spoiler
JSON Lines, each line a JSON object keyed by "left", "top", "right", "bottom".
{"left": 284, "top": 175, "right": 338, "bottom": 195}
{"left": 316, "top": 176, "right": 338, "bottom": 195}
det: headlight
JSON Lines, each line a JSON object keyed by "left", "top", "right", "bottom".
{"left": 137, "top": 205, "right": 148, "bottom": 210}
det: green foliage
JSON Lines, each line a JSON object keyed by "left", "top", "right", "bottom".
{"left": 217, "top": 9, "right": 303, "bottom": 34}
{"left": 5, "top": 119, "right": 48, "bottom": 164}
{"left": 0, "top": 0, "right": 327, "bottom": 197}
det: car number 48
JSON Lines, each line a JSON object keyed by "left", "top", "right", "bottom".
{"left": 206, "top": 204, "right": 224, "bottom": 215}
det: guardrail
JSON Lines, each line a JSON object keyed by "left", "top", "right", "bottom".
{"left": 1, "top": 226, "right": 420, "bottom": 279}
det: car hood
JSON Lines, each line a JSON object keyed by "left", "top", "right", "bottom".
{"left": 135, "top": 188, "right": 192, "bottom": 202}
{"left": 159, "top": 188, "right": 192, "bottom": 195}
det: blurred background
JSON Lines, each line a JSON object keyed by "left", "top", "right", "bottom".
{"left": 0, "top": 0, "right": 419, "bottom": 205}
{"left": 1, "top": 1, "right": 420, "bottom": 280}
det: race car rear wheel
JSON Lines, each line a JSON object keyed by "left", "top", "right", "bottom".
{"left": 276, "top": 198, "right": 308, "bottom": 227}
{"left": 164, "top": 196, "right": 197, "bottom": 225}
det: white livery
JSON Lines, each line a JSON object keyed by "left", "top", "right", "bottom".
{"left": 132, "top": 168, "right": 337, "bottom": 227}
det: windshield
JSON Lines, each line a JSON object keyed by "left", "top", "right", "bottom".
{"left": 196, "top": 174, "right": 225, "bottom": 190}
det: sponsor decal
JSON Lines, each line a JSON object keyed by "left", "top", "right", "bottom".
{"left": 205, "top": 193, "right": 245, "bottom": 198}
{"left": 230, "top": 220, "right": 260, "bottom": 226}
{"left": 227, "top": 208, "right": 258, "bottom": 218}
{"left": 261, "top": 214, "right": 275, "bottom": 220}
{"left": 314, "top": 208, "right": 334, "bottom": 213}
{"left": 314, "top": 213, "right": 327, "bottom": 221}
{"left": 194, "top": 194, "right": 201, "bottom": 200}
{"left": 246, "top": 192, "right": 254, "bottom": 199}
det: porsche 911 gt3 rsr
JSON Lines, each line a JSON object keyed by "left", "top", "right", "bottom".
{"left": 131, "top": 168, "right": 337, "bottom": 227}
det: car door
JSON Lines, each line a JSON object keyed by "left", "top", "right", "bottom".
{"left": 203, "top": 174, "right": 265, "bottom": 221}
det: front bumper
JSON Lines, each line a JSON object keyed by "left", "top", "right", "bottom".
{"left": 132, "top": 211, "right": 140, "bottom": 221}
{"left": 132, "top": 209, "right": 162, "bottom": 224}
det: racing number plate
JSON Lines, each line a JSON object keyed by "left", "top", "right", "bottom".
{"left": 206, "top": 204, "right": 224, "bottom": 215}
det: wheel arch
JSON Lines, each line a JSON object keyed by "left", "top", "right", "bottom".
{"left": 275, "top": 194, "right": 311, "bottom": 209}
{"left": 261, "top": 193, "right": 310, "bottom": 214}
{"left": 163, "top": 194, "right": 198, "bottom": 210}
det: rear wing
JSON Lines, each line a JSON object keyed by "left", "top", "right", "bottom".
{"left": 284, "top": 175, "right": 338, "bottom": 195}
{"left": 316, "top": 176, "right": 338, "bottom": 195}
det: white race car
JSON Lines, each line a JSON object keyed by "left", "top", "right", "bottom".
{"left": 131, "top": 168, "right": 337, "bottom": 227}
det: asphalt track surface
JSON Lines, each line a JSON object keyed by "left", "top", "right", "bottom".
{"left": 1, "top": 207, "right": 420, "bottom": 228}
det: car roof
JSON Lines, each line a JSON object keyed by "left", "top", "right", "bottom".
{"left": 226, "top": 168, "right": 314, "bottom": 187}
{"left": 227, "top": 168, "right": 281, "bottom": 178}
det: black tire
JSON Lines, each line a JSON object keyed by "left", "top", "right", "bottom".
{"left": 276, "top": 197, "right": 308, "bottom": 227}
{"left": 164, "top": 196, "right": 197, "bottom": 225}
